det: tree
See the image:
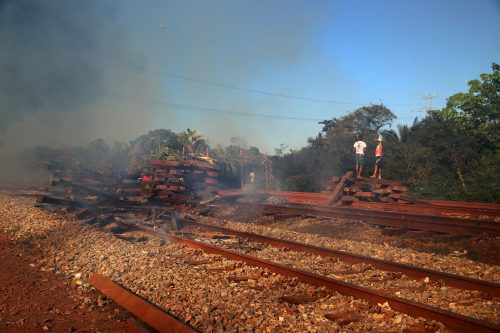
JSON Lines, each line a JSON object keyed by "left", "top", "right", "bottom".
{"left": 320, "top": 104, "right": 396, "bottom": 136}
{"left": 274, "top": 143, "right": 288, "bottom": 156}
{"left": 272, "top": 104, "right": 396, "bottom": 192}
{"left": 443, "top": 62, "right": 499, "bottom": 149}
{"left": 211, "top": 141, "right": 270, "bottom": 189}
{"left": 177, "top": 128, "right": 205, "bottom": 154}
{"left": 127, "top": 129, "right": 179, "bottom": 173}
{"left": 320, "top": 104, "right": 396, "bottom": 177}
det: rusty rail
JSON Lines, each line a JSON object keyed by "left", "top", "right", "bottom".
{"left": 88, "top": 273, "right": 198, "bottom": 333}
{"left": 237, "top": 202, "right": 500, "bottom": 236}
{"left": 351, "top": 201, "right": 500, "bottom": 218}
{"left": 127, "top": 318, "right": 152, "bottom": 333}
{"left": 179, "top": 219, "right": 500, "bottom": 297}
{"left": 116, "top": 220, "right": 500, "bottom": 333}
{"left": 218, "top": 189, "right": 500, "bottom": 217}
{"left": 422, "top": 200, "right": 500, "bottom": 210}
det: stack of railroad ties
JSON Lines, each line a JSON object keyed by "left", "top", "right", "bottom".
{"left": 323, "top": 171, "right": 411, "bottom": 206}
{"left": 39, "top": 158, "right": 219, "bottom": 208}
{"left": 41, "top": 159, "right": 141, "bottom": 204}
{"left": 141, "top": 159, "right": 218, "bottom": 205}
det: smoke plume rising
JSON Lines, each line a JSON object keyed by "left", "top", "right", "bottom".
{"left": 0, "top": 0, "right": 159, "bottom": 152}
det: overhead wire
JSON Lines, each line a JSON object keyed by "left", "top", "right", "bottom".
{"left": 156, "top": 25, "right": 424, "bottom": 97}
{"left": 143, "top": 69, "right": 421, "bottom": 107}
{"left": 110, "top": 95, "right": 324, "bottom": 122}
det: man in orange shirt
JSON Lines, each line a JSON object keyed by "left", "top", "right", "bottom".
{"left": 370, "top": 137, "right": 383, "bottom": 180}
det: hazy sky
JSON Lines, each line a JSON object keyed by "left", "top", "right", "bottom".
{"left": 1, "top": 0, "right": 499, "bottom": 153}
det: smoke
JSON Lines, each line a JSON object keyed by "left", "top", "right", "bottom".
{"left": 0, "top": 0, "right": 336, "bottom": 180}
{"left": 0, "top": 1, "right": 97, "bottom": 135}
{"left": 0, "top": 0, "right": 158, "bottom": 152}
{"left": 156, "top": 0, "right": 338, "bottom": 152}
{"left": 0, "top": 0, "right": 162, "bottom": 184}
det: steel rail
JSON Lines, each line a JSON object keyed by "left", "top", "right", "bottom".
{"left": 218, "top": 189, "right": 500, "bottom": 216}
{"left": 127, "top": 318, "right": 151, "bottom": 333}
{"left": 237, "top": 202, "right": 500, "bottom": 236}
{"left": 116, "top": 220, "right": 500, "bottom": 333}
{"left": 351, "top": 201, "right": 500, "bottom": 218}
{"left": 422, "top": 200, "right": 500, "bottom": 210}
{"left": 179, "top": 219, "right": 500, "bottom": 298}
{"left": 88, "top": 273, "right": 198, "bottom": 333}
{"left": 0, "top": 185, "right": 37, "bottom": 190}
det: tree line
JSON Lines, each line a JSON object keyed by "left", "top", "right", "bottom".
{"left": 12, "top": 63, "right": 498, "bottom": 202}
{"left": 272, "top": 63, "right": 499, "bottom": 202}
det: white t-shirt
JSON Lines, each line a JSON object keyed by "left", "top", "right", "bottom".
{"left": 353, "top": 141, "right": 367, "bottom": 155}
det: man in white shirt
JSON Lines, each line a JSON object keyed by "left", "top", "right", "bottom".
{"left": 249, "top": 171, "right": 256, "bottom": 193}
{"left": 353, "top": 135, "right": 367, "bottom": 179}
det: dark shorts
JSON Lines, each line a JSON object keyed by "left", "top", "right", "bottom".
{"left": 375, "top": 156, "right": 383, "bottom": 166}
{"left": 355, "top": 154, "right": 364, "bottom": 166}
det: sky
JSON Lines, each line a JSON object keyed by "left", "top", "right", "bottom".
{"left": 1, "top": 0, "right": 499, "bottom": 154}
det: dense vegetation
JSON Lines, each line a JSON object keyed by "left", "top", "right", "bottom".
{"left": 3, "top": 64, "right": 497, "bottom": 202}
{"left": 273, "top": 63, "right": 499, "bottom": 202}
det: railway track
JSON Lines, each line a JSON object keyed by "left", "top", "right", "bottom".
{"left": 218, "top": 189, "right": 500, "bottom": 218}
{"left": 176, "top": 218, "right": 500, "bottom": 297}
{"left": 111, "top": 217, "right": 499, "bottom": 333}
{"left": 233, "top": 202, "right": 500, "bottom": 236}
{"left": 219, "top": 190, "right": 500, "bottom": 217}
{"left": 350, "top": 201, "right": 500, "bottom": 218}
{"left": 5, "top": 190, "right": 499, "bottom": 331}
{"left": 88, "top": 273, "right": 198, "bottom": 333}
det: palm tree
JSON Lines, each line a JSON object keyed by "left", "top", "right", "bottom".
{"left": 177, "top": 128, "right": 204, "bottom": 154}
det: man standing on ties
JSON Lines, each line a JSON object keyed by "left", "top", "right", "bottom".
{"left": 353, "top": 135, "right": 367, "bottom": 179}
{"left": 370, "top": 137, "right": 383, "bottom": 180}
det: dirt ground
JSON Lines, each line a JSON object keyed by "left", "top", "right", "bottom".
{"left": 0, "top": 231, "right": 128, "bottom": 333}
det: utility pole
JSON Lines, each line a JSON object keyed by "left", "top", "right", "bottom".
{"left": 239, "top": 149, "right": 244, "bottom": 190}
{"left": 421, "top": 93, "right": 437, "bottom": 113}
{"left": 265, "top": 153, "right": 269, "bottom": 191}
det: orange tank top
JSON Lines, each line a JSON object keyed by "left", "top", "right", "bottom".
{"left": 375, "top": 144, "right": 382, "bottom": 157}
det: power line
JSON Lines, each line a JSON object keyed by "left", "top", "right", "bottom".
{"left": 110, "top": 96, "right": 325, "bottom": 121}
{"left": 155, "top": 28, "right": 422, "bottom": 96}
{"left": 108, "top": 95, "right": 416, "bottom": 124}
{"left": 153, "top": 100, "right": 324, "bottom": 121}
{"left": 142, "top": 69, "right": 421, "bottom": 107}
{"left": 146, "top": 69, "right": 360, "bottom": 105}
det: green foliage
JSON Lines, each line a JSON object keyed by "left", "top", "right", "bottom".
{"left": 153, "top": 146, "right": 181, "bottom": 160}
{"left": 284, "top": 175, "right": 320, "bottom": 192}
{"left": 271, "top": 64, "right": 499, "bottom": 202}
{"left": 127, "top": 129, "right": 179, "bottom": 173}
{"left": 443, "top": 63, "right": 499, "bottom": 148}
{"left": 177, "top": 128, "right": 206, "bottom": 154}
{"left": 211, "top": 141, "right": 271, "bottom": 189}
{"left": 320, "top": 104, "right": 396, "bottom": 135}
{"left": 9, "top": 64, "right": 497, "bottom": 203}
{"left": 400, "top": 64, "right": 500, "bottom": 202}
{"left": 274, "top": 104, "right": 396, "bottom": 192}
